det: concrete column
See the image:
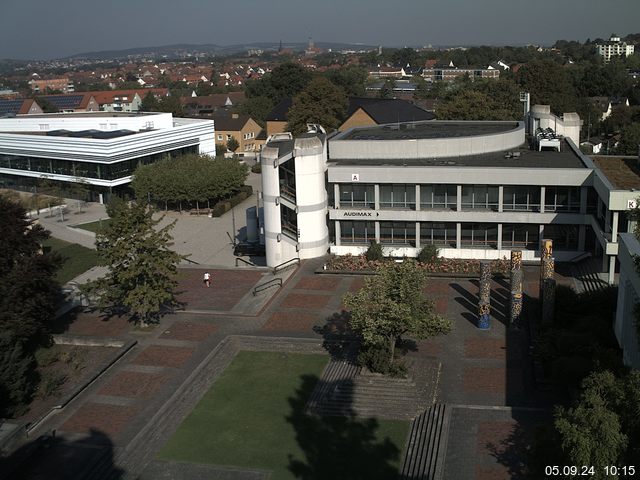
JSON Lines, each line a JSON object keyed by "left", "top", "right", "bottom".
{"left": 612, "top": 211, "right": 619, "bottom": 242}
{"left": 457, "top": 185, "right": 462, "bottom": 211}
{"left": 374, "top": 184, "right": 380, "bottom": 210}
{"left": 497, "top": 223, "right": 503, "bottom": 250}
{"left": 456, "top": 222, "right": 462, "bottom": 249}
{"left": 415, "top": 222, "right": 421, "bottom": 248}
{"left": 415, "top": 185, "right": 421, "bottom": 211}
{"left": 578, "top": 225, "right": 586, "bottom": 251}
{"left": 498, "top": 186, "right": 504, "bottom": 213}
{"left": 580, "top": 186, "right": 588, "bottom": 214}
{"left": 335, "top": 221, "right": 341, "bottom": 246}
{"left": 609, "top": 256, "right": 616, "bottom": 285}
{"left": 539, "top": 186, "right": 546, "bottom": 213}
{"left": 333, "top": 184, "right": 340, "bottom": 209}
{"left": 375, "top": 221, "right": 380, "bottom": 243}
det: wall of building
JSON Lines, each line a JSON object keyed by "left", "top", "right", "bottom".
{"left": 339, "top": 109, "right": 376, "bottom": 132}
{"left": 3, "top": 112, "right": 174, "bottom": 132}
{"left": 615, "top": 233, "right": 640, "bottom": 368}
{"left": 330, "top": 122, "right": 525, "bottom": 160}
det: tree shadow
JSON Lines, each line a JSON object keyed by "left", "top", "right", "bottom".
{"left": 0, "top": 428, "right": 124, "bottom": 480}
{"left": 313, "top": 310, "right": 357, "bottom": 360}
{"left": 287, "top": 374, "right": 402, "bottom": 480}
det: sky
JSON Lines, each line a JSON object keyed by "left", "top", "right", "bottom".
{"left": 1, "top": 0, "right": 639, "bottom": 60}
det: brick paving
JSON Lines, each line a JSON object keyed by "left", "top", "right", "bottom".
{"left": 131, "top": 345, "right": 195, "bottom": 369}
{"left": 262, "top": 310, "right": 320, "bottom": 332}
{"left": 160, "top": 321, "right": 218, "bottom": 341}
{"left": 98, "top": 371, "right": 170, "bottom": 398}
{"left": 52, "top": 310, "right": 131, "bottom": 337}
{"left": 176, "top": 268, "right": 264, "bottom": 311}
{"left": 15, "top": 260, "right": 561, "bottom": 480}
{"left": 280, "top": 292, "right": 331, "bottom": 309}
{"left": 294, "top": 276, "right": 341, "bottom": 291}
{"left": 61, "top": 403, "right": 140, "bottom": 438}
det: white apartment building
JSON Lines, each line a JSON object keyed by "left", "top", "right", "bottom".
{"left": 597, "top": 34, "right": 635, "bottom": 63}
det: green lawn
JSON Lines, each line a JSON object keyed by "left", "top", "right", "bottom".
{"left": 42, "top": 237, "right": 99, "bottom": 284}
{"left": 159, "top": 351, "right": 409, "bottom": 480}
{"left": 74, "top": 218, "right": 111, "bottom": 233}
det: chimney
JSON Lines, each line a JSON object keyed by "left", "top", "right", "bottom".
{"left": 232, "top": 113, "right": 239, "bottom": 119}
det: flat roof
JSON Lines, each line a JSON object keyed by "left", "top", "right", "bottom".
{"left": 12, "top": 112, "right": 160, "bottom": 119}
{"left": 331, "top": 142, "right": 586, "bottom": 169}
{"left": 337, "top": 121, "right": 520, "bottom": 141}
{"left": 592, "top": 156, "right": 640, "bottom": 189}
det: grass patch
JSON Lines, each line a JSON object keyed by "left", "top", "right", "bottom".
{"left": 74, "top": 218, "right": 111, "bottom": 234}
{"left": 159, "top": 351, "right": 408, "bottom": 479}
{"left": 42, "top": 237, "right": 99, "bottom": 284}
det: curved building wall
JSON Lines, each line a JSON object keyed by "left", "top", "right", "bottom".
{"left": 260, "top": 145, "right": 284, "bottom": 267}
{"left": 330, "top": 122, "right": 525, "bottom": 160}
{"left": 293, "top": 136, "right": 329, "bottom": 260}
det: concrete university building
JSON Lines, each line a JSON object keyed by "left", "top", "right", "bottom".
{"left": 0, "top": 112, "right": 215, "bottom": 202}
{"left": 260, "top": 107, "right": 640, "bottom": 287}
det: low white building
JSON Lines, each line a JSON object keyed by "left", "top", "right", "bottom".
{"left": 614, "top": 233, "right": 640, "bottom": 368}
{"left": 0, "top": 112, "right": 215, "bottom": 202}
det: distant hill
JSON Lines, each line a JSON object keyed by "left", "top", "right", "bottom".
{"left": 64, "top": 41, "right": 380, "bottom": 61}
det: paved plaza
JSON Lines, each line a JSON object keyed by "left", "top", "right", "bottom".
{"left": 2, "top": 254, "right": 563, "bottom": 480}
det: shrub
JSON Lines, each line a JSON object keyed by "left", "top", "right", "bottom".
{"left": 365, "top": 241, "right": 384, "bottom": 261}
{"left": 417, "top": 244, "right": 439, "bottom": 263}
{"left": 357, "top": 342, "right": 407, "bottom": 377}
{"left": 39, "top": 372, "right": 67, "bottom": 398}
{"left": 251, "top": 163, "right": 262, "bottom": 174}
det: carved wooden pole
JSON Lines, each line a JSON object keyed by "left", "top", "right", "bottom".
{"left": 510, "top": 250, "right": 523, "bottom": 325}
{"left": 478, "top": 260, "right": 491, "bottom": 329}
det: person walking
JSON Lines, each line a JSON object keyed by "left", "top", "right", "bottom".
{"left": 203, "top": 271, "right": 211, "bottom": 288}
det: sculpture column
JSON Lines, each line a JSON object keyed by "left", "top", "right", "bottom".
{"left": 539, "top": 239, "right": 555, "bottom": 325}
{"left": 478, "top": 260, "right": 491, "bottom": 329}
{"left": 510, "top": 250, "right": 523, "bottom": 326}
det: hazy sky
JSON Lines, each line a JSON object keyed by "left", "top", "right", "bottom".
{"left": 1, "top": 0, "right": 639, "bottom": 60}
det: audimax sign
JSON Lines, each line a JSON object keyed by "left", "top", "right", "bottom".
{"left": 341, "top": 211, "right": 380, "bottom": 217}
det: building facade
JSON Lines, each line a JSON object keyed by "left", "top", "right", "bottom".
{"left": 597, "top": 34, "right": 635, "bottom": 63}
{"left": 0, "top": 112, "right": 215, "bottom": 202}
{"left": 260, "top": 112, "right": 638, "bottom": 285}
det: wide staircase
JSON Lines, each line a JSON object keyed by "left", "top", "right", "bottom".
{"left": 306, "top": 358, "right": 423, "bottom": 420}
{"left": 570, "top": 257, "right": 610, "bottom": 293}
{"left": 399, "top": 404, "right": 449, "bottom": 480}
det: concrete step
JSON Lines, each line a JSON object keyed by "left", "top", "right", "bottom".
{"left": 400, "top": 404, "right": 448, "bottom": 480}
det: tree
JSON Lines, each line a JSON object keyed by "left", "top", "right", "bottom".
{"left": 0, "top": 196, "right": 61, "bottom": 416}
{"left": 158, "top": 95, "right": 183, "bottom": 116}
{"left": 516, "top": 59, "right": 577, "bottom": 114}
{"left": 83, "top": 199, "right": 184, "bottom": 326}
{"left": 343, "top": 261, "right": 452, "bottom": 372}
{"left": 237, "top": 96, "right": 274, "bottom": 127}
{"left": 286, "top": 77, "right": 348, "bottom": 134}
{"left": 140, "top": 91, "right": 160, "bottom": 112}
{"left": 379, "top": 78, "right": 396, "bottom": 99}
{"left": 227, "top": 136, "right": 239, "bottom": 153}
{"left": 617, "top": 123, "right": 640, "bottom": 155}
{"left": 324, "top": 65, "right": 368, "bottom": 97}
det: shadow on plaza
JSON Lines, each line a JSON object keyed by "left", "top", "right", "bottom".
{"left": 286, "top": 374, "right": 402, "bottom": 480}
{"left": 0, "top": 428, "right": 124, "bottom": 480}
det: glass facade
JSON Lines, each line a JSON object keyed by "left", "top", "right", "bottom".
{"left": 502, "top": 224, "right": 539, "bottom": 249}
{"left": 340, "top": 184, "right": 374, "bottom": 208}
{"left": 0, "top": 146, "right": 198, "bottom": 181}
{"left": 503, "top": 186, "right": 541, "bottom": 211}
{"left": 379, "top": 184, "right": 416, "bottom": 209}
{"left": 278, "top": 161, "right": 296, "bottom": 202}
{"left": 340, "top": 221, "right": 375, "bottom": 245}
{"left": 461, "top": 185, "right": 499, "bottom": 210}
{"left": 379, "top": 221, "right": 416, "bottom": 246}
{"left": 280, "top": 205, "right": 298, "bottom": 240}
{"left": 460, "top": 223, "right": 498, "bottom": 248}
{"left": 420, "top": 185, "right": 456, "bottom": 210}
{"left": 420, "top": 222, "right": 456, "bottom": 247}
{"left": 544, "top": 224, "right": 579, "bottom": 250}
{"left": 544, "top": 186, "right": 581, "bottom": 212}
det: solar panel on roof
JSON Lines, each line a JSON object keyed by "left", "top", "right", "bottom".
{"left": 0, "top": 99, "right": 24, "bottom": 115}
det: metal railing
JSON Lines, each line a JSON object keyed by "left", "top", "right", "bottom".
{"left": 253, "top": 277, "right": 282, "bottom": 296}
{"left": 273, "top": 257, "right": 300, "bottom": 274}
{"left": 235, "top": 257, "right": 256, "bottom": 267}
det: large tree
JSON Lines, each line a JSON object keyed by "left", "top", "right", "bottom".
{"left": 516, "top": 59, "right": 577, "bottom": 114}
{"left": 0, "top": 196, "right": 61, "bottom": 416}
{"left": 84, "top": 199, "right": 184, "bottom": 326}
{"left": 286, "top": 77, "right": 348, "bottom": 134}
{"left": 343, "top": 261, "right": 452, "bottom": 372}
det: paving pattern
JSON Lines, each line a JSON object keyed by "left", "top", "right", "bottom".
{"left": 8, "top": 260, "right": 557, "bottom": 480}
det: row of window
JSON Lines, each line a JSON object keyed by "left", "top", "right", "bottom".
{"left": 339, "top": 221, "right": 579, "bottom": 250}
{"left": 338, "top": 184, "right": 583, "bottom": 212}
{"left": 0, "top": 146, "right": 198, "bottom": 181}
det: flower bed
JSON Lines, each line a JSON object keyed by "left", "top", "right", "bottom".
{"left": 325, "top": 254, "right": 509, "bottom": 275}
